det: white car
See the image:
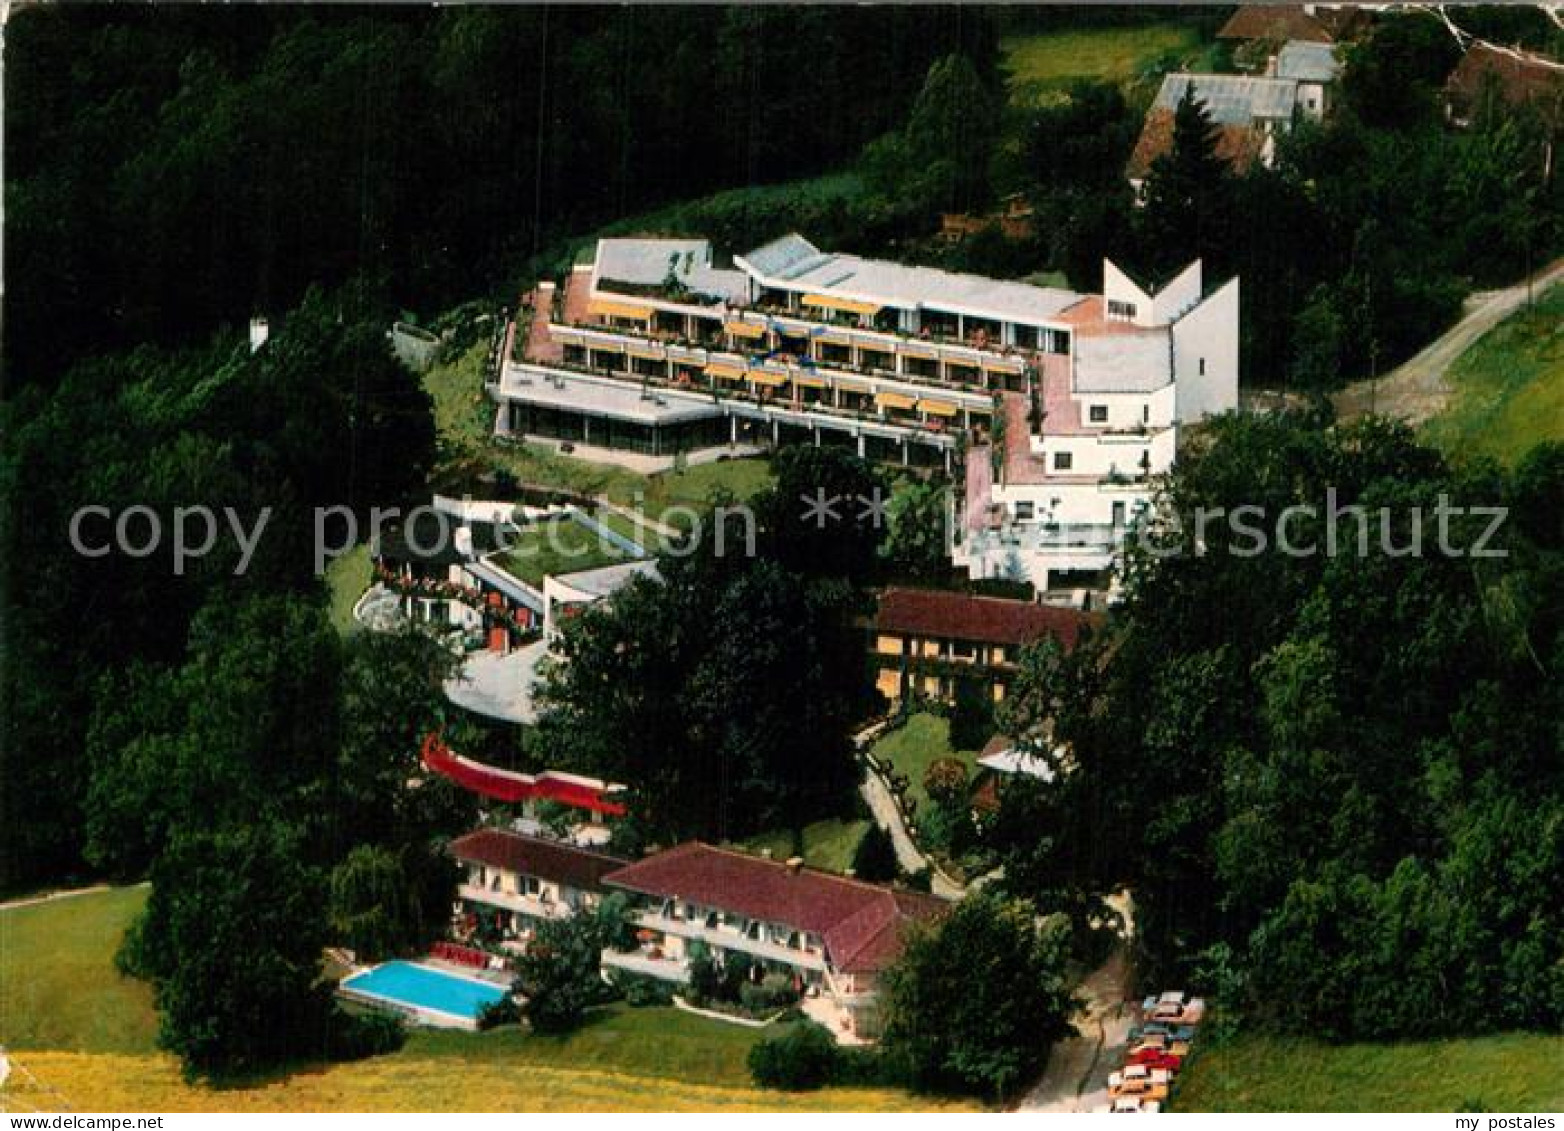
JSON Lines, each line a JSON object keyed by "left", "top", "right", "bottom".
{"left": 1102, "top": 1096, "right": 1162, "bottom": 1113}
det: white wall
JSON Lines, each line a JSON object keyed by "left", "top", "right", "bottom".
{"left": 1148, "top": 261, "right": 1203, "bottom": 325}
{"left": 1172, "top": 277, "right": 1240, "bottom": 422}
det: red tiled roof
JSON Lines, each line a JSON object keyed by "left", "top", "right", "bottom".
{"left": 1127, "top": 108, "right": 1269, "bottom": 180}
{"left": 875, "top": 586, "right": 1095, "bottom": 650}
{"left": 1445, "top": 44, "right": 1564, "bottom": 112}
{"left": 449, "top": 828, "right": 627, "bottom": 893}
{"left": 1218, "top": 5, "right": 1333, "bottom": 43}
{"left": 601, "top": 842, "right": 947, "bottom": 973}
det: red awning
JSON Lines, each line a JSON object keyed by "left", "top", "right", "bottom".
{"left": 420, "top": 733, "right": 627, "bottom": 816}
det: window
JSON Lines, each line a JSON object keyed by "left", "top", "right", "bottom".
{"left": 520, "top": 875, "right": 541, "bottom": 897}
{"left": 1089, "top": 405, "right": 1109, "bottom": 423}
{"left": 1053, "top": 451, "right": 1074, "bottom": 471}
{"left": 1143, "top": 404, "right": 1150, "bottom": 424}
{"left": 1107, "top": 299, "right": 1137, "bottom": 321}
{"left": 1015, "top": 500, "right": 1035, "bottom": 521}
{"left": 1198, "top": 357, "right": 1206, "bottom": 376}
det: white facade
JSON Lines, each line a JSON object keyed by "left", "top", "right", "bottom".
{"left": 955, "top": 260, "right": 1240, "bottom": 592}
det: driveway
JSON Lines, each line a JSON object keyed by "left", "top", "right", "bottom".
{"left": 1333, "top": 256, "right": 1564, "bottom": 426}
{"left": 1016, "top": 947, "right": 1134, "bottom": 1112}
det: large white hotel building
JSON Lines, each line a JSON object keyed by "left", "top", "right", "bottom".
{"left": 495, "top": 233, "right": 1238, "bottom": 590}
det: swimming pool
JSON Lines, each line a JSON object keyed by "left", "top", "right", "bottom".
{"left": 339, "top": 960, "right": 509, "bottom": 1029}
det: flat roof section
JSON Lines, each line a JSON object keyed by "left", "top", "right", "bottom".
{"left": 500, "top": 366, "right": 725, "bottom": 426}
{"left": 741, "top": 233, "right": 1082, "bottom": 326}
{"left": 594, "top": 237, "right": 749, "bottom": 304}
{"left": 1073, "top": 331, "right": 1173, "bottom": 394}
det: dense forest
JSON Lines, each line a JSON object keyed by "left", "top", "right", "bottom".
{"left": 5, "top": 5, "right": 999, "bottom": 389}
{"left": 0, "top": 4, "right": 1003, "bottom": 896}
{"left": 987, "top": 420, "right": 1564, "bottom": 1040}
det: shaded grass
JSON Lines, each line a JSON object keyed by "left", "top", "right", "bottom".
{"left": 1424, "top": 282, "right": 1564, "bottom": 467}
{"left": 0, "top": 888, "right": 974, "bottom": 1112}
{"left": 869, "top": 713, "right": 980, "bottom": 818}
{"left": 1001, "top": 24, "right": 1203, "bottom": 103}
{"left": 1176, "top": 1032, "right": 1564, "bottom": 1112}
{"left": 740, "top": 818, "right": 872, "bottom": 875}
{"left": 0, "top": 885, "right": 158, "bottom": 1055}
{"left": 324, "top": 543, "right": 371, "bottom": 637}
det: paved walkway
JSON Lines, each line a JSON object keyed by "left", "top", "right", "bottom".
{"left": 1016, "top": 947, "right": 1134, "bottom": 1112}
{"left": 852, "top": 722, "right": 965, "bottom": 900}
{"left": 1333, "top": 255, "right": 1564, "bottom": 425}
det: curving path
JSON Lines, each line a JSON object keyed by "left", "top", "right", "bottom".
{"left": 1333, "top": 256, "right": 1564, "bottom": 426}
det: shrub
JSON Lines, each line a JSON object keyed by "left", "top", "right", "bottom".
{"left": 851, "top": 823, "right": 899, "bottom": 883}
{"left": 686, "top": 944, "right": 722, "bottom": 1006}
{"left": 747, "top": 1020, "right": 842, "bottom": 1090}
{"left": 739, "top": 972, "right": 800, "bottom": 1013}
{"left": 326, "top": 1007, "right": 406, "bottom": 1060}
{"left": 618, "top": 974, "right": 675, "bottom": 1008}
{"left": 476, "top": 995, "right": 522, "bottom": 1031}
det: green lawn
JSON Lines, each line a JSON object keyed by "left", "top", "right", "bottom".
{"left": 869, "top": 713, "right": 980, "bottom": 818}
{"left": 0, "top": 885, "right": 159, "bottom": 1054}
{"left": 0, "top": 886, "right": 973, "bottom": 1111}
{"left": 1001, "top": 23, "right": 1204, "bottom": 103}
{"left": 324, "top": 543, "right": 372, "bottom": 636}
{"left": 493, "top": 516, "right": 639, "bottom": 587}
{"left": 740, "top": 818, "right": 872, "bottom": 875}
{"left": 1176, "top": 1032, "right": 1564, "bottom": 1112}
{"left": 1423, "top": 282, "right": 1564, "bottom": 467}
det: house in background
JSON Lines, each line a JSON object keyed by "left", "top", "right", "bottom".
{"left": 597, "top": 842, "right": 948, "bottom": 1040}
{"left": 1444, "top": 43, "right": 1564, "bottom": 130}
{"left": 1127, "top": 62, "right": 1338, "bottom": 195}
{"left": 1217, "top": 4, "right": 1367, "bottom": 48}
{"left": 871, "top": 586, "right": 1095, "bottom": 704}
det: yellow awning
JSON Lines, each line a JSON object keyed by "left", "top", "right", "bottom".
{"left": 705, "top": 363, "right": 746, "bottom": 381}
{"left": 792, "top": 374, "right": 829, "bottom": 390}
{"left": 627, "top": 343, "right": 665, "bottom": 360}
{"left": 803, "top": 293, "right": 881, "bottom": 317}
{"left": 748, "top": 370, "right": 788, "bottom": 388}
{"left": 899, "top": 342, "right": 939, "bottom": 360}
{"left": 876, "top": 391, "right": 918, "bottom": 411}
{"left": 724, "top": 320, "right": 767, "bottom": 340}
{"left": 588, "top": 298, "right": 655, "bottom": 321}
{"left": 981, "top": 355, "right": 1024, "bottom": 372}
{"left": 918, "top": 398, "right": 960, "bottom": 417}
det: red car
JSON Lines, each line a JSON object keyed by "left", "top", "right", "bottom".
{"left": 1126, "top": 1047, "right": 1183, "bottom": 1073}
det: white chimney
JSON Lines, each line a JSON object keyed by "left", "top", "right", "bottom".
{"left": 249, "top": 316, "right": 270, "bottom": 353}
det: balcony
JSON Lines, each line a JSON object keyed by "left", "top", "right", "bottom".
{"left": 458, "top": 883, "right": 574, "bottom": 922}
{"left": 600, "top": 948, "right": 690, "bottom": 984}
{"left": 628, "top": 910, "right": 828, "bottom": 973}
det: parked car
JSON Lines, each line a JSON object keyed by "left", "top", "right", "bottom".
{"left": 1141, "top": 990, "right": 1206, "bottom": 1025}
{"left": 1103, "top": 1096, "right": 1161, "bottom": 1113}
{"left": 1108, "top": 1064, "right": 1171, "bottom": 1103}
{"left": 1126, "top": 1047, "right": 1183, "bottom": 1074}
{"left": 1131, "top": 1022, "right": 1197, "bottom": 1043}
{"left": 1129, "top": 1031, "right": 1191, "bottom": 1059}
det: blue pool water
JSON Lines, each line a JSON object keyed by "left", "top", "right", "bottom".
{"left": 342, "top": 960, "right": 507, "bottom": 1021}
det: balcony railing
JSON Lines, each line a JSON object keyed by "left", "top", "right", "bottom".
{"left": 628, "top": 911, "right": 828, "bottom": 972}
